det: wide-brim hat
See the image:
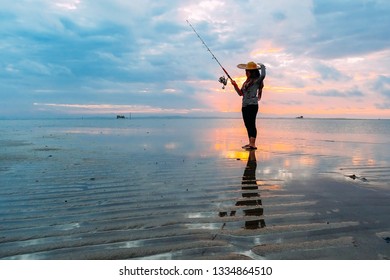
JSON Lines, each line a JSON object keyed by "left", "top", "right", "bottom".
{"left": 237, "top": 61, "right": 261, "bottom": 70}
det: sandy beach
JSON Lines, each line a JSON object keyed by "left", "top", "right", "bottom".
{"left": 1, "top": 118, "right": 390, "bottom": 259}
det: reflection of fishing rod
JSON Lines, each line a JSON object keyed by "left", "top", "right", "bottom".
{"left": 186, "top": 19, "right": 232, "bottom": 89}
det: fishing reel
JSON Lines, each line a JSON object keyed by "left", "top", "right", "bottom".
{"left": 218, "top": 76, "right": 228, "bottom": 89}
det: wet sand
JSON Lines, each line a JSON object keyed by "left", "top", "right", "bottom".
{"left": 0, "top": 118, "right": 390, "bottom": 259}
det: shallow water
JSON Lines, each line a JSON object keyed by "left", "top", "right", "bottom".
{"left": 1, "top": 118, "right": 389, "bottom": 259}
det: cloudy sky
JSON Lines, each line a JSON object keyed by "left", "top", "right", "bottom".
{"left": 1, "top": 0, "right": 390, "bottom": 118}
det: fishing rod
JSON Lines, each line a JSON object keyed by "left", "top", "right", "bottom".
{"left": 186, "top": 19, "right": 232, "bottom": 89}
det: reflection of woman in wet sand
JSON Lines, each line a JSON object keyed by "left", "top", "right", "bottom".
{"left": 240, "top": 150, "right": 266, "bottom": 229}
{"left": 219, "top": 150, "right": 265, "bottom": 229}
{"left": 231, "top": 62, "right": 266, "bottom": 150}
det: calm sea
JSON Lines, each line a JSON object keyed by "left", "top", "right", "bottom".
{"left": 1, "top": 117, "right": 390, "bottom": 187}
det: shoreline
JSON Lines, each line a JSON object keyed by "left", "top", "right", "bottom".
{"left": 1, "top": 115, "right": 390, "bottom": 121}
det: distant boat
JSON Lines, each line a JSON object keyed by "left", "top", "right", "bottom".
{"left": 296, "top": 116, "right": 304, "bottom": 119}
{"left": 116, "top": 115, "right": 125, "bottom": 119}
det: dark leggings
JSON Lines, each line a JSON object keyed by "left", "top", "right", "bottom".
{"left": 242, "top": 105, "right": 258, "bottom": 138}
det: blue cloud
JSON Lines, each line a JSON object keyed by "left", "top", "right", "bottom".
{"left": 375, "top": 103, "right": 390, "bottom": 110}
{"left": 309, "top": 0, "right": 390, "bottom": 58}
{"left": 309, "top": 89, "right": 364, "bottom": 97}
{"left": 314, "top": 63, "right": 349, "bottom": 81}
{"left": 272, "top": 12, "right": 287, "bottom": 22}
{"left": 373, "top": 75, "right": 390, "bottom": 98}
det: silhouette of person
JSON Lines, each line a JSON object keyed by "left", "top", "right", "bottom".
{"left": 231, "top": 62, "right": 266, "bottom": 150}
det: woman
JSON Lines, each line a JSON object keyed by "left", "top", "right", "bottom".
{"left": 231, "top": 61, "right": 266, "bottom": 150}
